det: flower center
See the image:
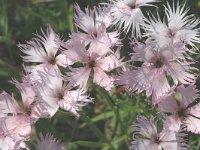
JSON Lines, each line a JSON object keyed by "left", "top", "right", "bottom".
{"left": 48, "top": 57, "right": 56, "bottom": 65}
{"left": 127, "top": 2, "right": 137, "bottom": 9}
{"left": 178, "top": 108, "right": 187, "bottom": 118}
{"left": 168, "top": 29, "right": 176, "bottom": 38}
{"left": 154, "top": 135, "right": 160, "bottom": 144}
{"left": 25, "top": 108, "right": 32, "bottom": 116}
{"left": 58, "top": 92, "right": 64, "bottom": 100}
{"left": 154, "top": 59, "right": 163, "bottom": 68}
{"left": 89, "top": 60, "right": 96, "bottom": 68}
{"left": 93, "top": 31, "right": 98, "bottom": 38}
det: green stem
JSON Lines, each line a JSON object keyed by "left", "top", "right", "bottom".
{"left": 80, "top": 112, "right": 116, "bottom": 150}
{"left": 96, "top": 87, "right": 126, "bottom": 135}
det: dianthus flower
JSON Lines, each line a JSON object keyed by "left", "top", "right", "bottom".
{"left": 0, "top": 75, "right": 48, "bottom": 149}
{"left": 130, "top": 116, "right": 188, "bottom": 150}
{"left": 157, "top": 83, "right": 200, "bottom": 134}
{"left": 143, "top": 1, "right": 200, "bottom": 47}
{"left": 115, "top": 39, "right": 196, "bottom": 103}
{"left": 70, "top": 4, "right": 120, "bottom": 46}
{"left": 64, "top": 39, "right": 122, "bottom": 91}
{"left": 36, "top": 69, "right": 92, "bottom": 117}
{"left": 18, "top": 25, "right": 71, "bottom": 72}
{"left": 36, "top": 133, "right": 65, "bottom": 150}
{"left": 108, "top": 0, "right": 157, "bottom": 37}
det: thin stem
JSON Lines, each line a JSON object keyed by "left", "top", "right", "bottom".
{"left": 111, "top": 106, "right": 119, "bottom": 139}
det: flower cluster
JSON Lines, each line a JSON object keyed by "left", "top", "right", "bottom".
{"left": 130, "top": 116, "right": 188, "bottom": 150}
{"left": 0, "top": 25, "right": 93, "bottom": 149}
{"left": 114, "top": 0, "right": 200, "bottom": 149}
{"left": 0, "top": 0, "right": 199, "bottom": 149}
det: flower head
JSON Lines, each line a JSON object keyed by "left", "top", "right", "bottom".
{"left": 36, "top": 69, "right": 92, "bottom": 117}
{"left": 130, "top": 116, "right": 188, "bottom": 150}
{"left": 109, "top": 0, "right": 157, "bottom": 37}
{"left": 64, "top": 39, "right": 122, "bottom": 91}
{"left": 0, "top": 75, "right": 48, "bottom": 149}
{"left": 143, "top": 1, "right": 200, "bottom": 47}
{"left": 157, "top": 83, "right": 200, "bottom": 134}
{"left": 0, "top": 92, "right": 31, "bottom": 149}
{"left": 115, "top": 39, "right": 196, "bottom": 102}
{"left": 18, "top": 25, "right": 71, "bottom": 72}
{"left": 36, "top": 133, "right": 65, "bottom": 150}
{"left": 71, "top": 4, "right": 120, "bottom": 46}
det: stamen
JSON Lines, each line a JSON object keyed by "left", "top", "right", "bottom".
{"left": 48, "top": 57, "right": 56, "bottom": 65}
{"left": 88, "top": 60, "right": 96, "bottom": 68}
{"left": 154, "top": 59, "right": 163, "bottom": 68}
{"left": 178, "top": 108, "right": 187, "bottom": 118}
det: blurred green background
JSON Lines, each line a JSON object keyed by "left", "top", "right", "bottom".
{"left": 0, "top": 0, "right": 200, "bottom": 150}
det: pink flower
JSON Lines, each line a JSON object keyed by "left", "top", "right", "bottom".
{"left": 71, "top": 4, "right": 120, "bottom": 46}
{"left": 157, "top": 83, "right": 200, "bottom": 134}
{"left": 64, "top": 39, "right": 122, "bottom": 91}
{"left": 0, "top": 92, "right": 31, "bottom": 149}
{"left": 115, "top": 40, "right": 196, "bottom": 103}
{"left": 108, "top": 0, "right": 157, "bottom": 37}
{"left": 143, "top": 1, "right": 200, "bottom": 47}
{"left": 36, "top": 69, "right": 92, "bottom": 117}
{"left": 36, "top": 133, "right": 65, "bottom": 150}
{"left": 130, "top": 116, "right": 187, "bottom": 150}
{"left": 0, "top": 75, "right": 48, "bottom": 149}
{"left": 10, "top": 75, "right": 49, "bottom": 123}
{"left": 18, "top": 25, "right": 71, "bottom": 72}
{"left": 0, "top": 115, "right": 31, "bottom": 149}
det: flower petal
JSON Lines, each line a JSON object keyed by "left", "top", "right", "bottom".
{"left": 0, "top": 92, "right": 22, "bottom": 117}
{"left": 93, "top": 67, "right": 114, "bottom": 91}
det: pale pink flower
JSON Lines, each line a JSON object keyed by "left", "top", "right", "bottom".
{"left": 0, "top": 130, "right": 31, "bottom": 150}
{"left": 36, "top": 69, "right": 92, "bottom": 117}
{"left": 143, "top": 1, "right": 200, "bottom": 47}
{"left": 36, "top": 133, "right": 65, "bottom": 150}
{"left": 115, "top": 40, "right": 196, "bottom": 102}
{"left": 18, "top": 25, "right": 71, "bottom": 72}
{"left": 130, "top": 116, "right": 187, "bottom": 150}
{"left": 157, "top": 84, "right": 200, "bottom": 134}
{"left": 64, "top": 39, "right": 122, "bottom": 91}
{"left": 108, "top": 0, "right": 157, "bottom": 37}
{"left": 0, "top": 75, "right": 48, "bottom": 149}
{"left": 10, "top": 75, "right": 49, "bottom": 122}
{"left": 0, "top": 115, "right": 31, "bottom": 150}
{"left": 72, "top": 4, "right": 120, "bottom": 46}
{"left": 0, "top": 92, "right": 31, "bottom": 150}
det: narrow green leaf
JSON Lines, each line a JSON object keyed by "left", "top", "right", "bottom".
{"left": 75, "top": 141, "right": 106, "bottom": 148}
{"left": 0, "top": 0, "right": 8, "bottom": 36}
{"left": 81, "top": 111, "right": 114, "bottom": 127}
{"left": 80, "top": 112, "right": 107, "bottom": 142}
{"left": 96, "top": 87, "right": 126, "bottom": 133}
{"left": 96, "top": 87, "right": 116, "bottom": 112}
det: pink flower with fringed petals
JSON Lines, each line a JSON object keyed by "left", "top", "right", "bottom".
{"left": 129, "top": 116, "right": 187, "bottom": 150}
{"left": 0, "top": 92, "right": 32, "bottom": 150}
{"left": 71, "top": 4, "right": 120, "bottom": 46}
{"left": 157, "top": 83, "right": 200, "bottom": 134}
{"left": 64, "top": 39, "right": 122, "bottom": 91}
{"left": 36, "top": 69, "right": 92, "bottom": 117}
{"left": 108, "top": 0, "right": 157, "bottom": 38}
{"left": 0, "top": 75, "right": 48, "bottom": 149}
{"left": 36, "top": 133, "right": 65, "bottom": 150}
{"left": 10, "top": 74, "right": 49, "bottom": 123}
{"left": 18, "top": 25, "right": 71, "bottom": 72}
{"left": 143, "top": 1, "right": 200, "bottom": 47}
{"left": 115, "top": 39, "right": 196, "bottom": 103}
